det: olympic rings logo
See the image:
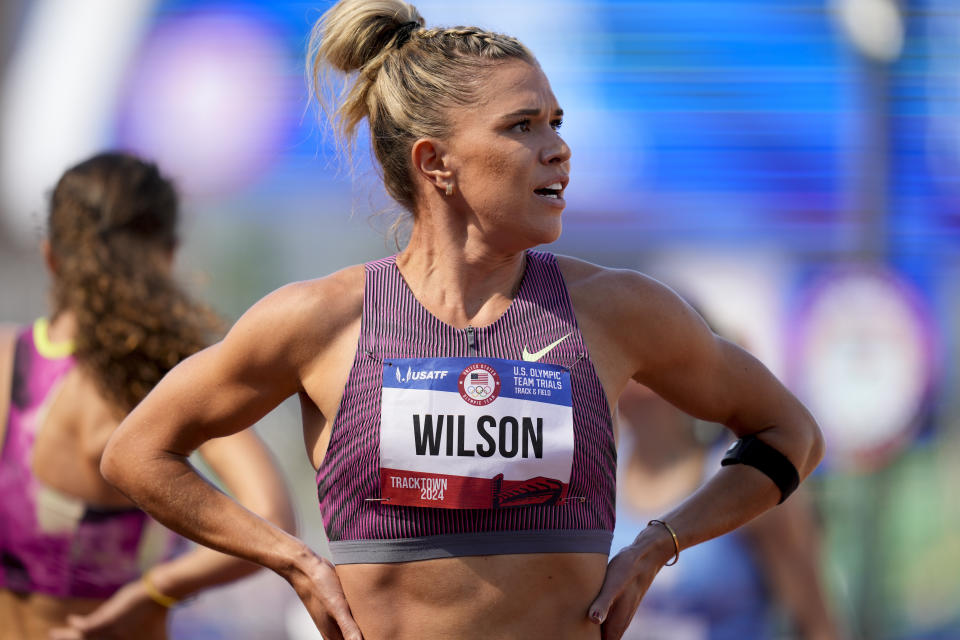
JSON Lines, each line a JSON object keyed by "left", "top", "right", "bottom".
{"left": 467, "top": 385, "right": 491, "bottom": 396}
{"left": 458, "top": 363, "right": 501, "bottom": 406}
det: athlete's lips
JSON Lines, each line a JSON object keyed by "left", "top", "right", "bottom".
{"left": 534, "top": 176, "right": 569, "bottom": 191}
{"left": 533, "top": 175, "right": 569, "bottom": 201}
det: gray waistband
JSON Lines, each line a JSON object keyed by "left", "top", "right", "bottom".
{"left": 329, "top": 529, "right": 612, "bottom": 565}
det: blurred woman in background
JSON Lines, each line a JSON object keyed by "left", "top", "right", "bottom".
{"left": 613, "top": 377, "right": 841, "bottom": 640}
{"left": 0, "top": 151, "right": 295, "bottom": 639}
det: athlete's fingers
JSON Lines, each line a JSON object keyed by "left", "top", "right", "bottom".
{"left": 68, "top": 614, "right": 89, "bottom": 628}
{"left": 287, "top": 553, "right": 362, "bottom": 640}
{"left": 48, "top": 614, "right": 97, "bottom": 640}
{"left": 70, "top": 612, "right": 102, "bottom": 632}
{"left": 322, "top": 592, "right": 364, "bottom": 640}
{"left": 600, "top": 593, "right": 640, "bottom": 640}
{"left": 47, "top": 626, "right": 83, "bottom": 640}
{"left": 295, "top": 574, "right": 362, "bottom": 639}
{"left": 309, "top": 559, "right": 363, "bottom": 640}
{"left": 311, "top": 609, "right": 364, "bottom": 640}
{"left": 302, "top": 596, "right": 348, "bottom": 640}
{"left": 48, "top": 615, "right": 101, "bottom": 640}
{"left": 313, "top": 613, "right": 345, "bottom": 640}
{"left": 588, "top": 553, "right": 635, "bottom": 624}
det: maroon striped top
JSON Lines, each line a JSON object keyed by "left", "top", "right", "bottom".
{"left": 317, "top": 251, "right": 616, "bottom": 563}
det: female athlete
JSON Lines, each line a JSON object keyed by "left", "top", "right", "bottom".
{"left": 0, "top": 152, "right": 294, "bottom": 639}
{"left": 101, "top": 3, "right": 824, "bottom": 639}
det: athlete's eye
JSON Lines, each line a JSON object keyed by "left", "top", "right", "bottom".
{"left": 551, "top": 119, "right": 563, "bottom": 131}
{"left": 513, "top": 119, "right": 531, "bottom": 133}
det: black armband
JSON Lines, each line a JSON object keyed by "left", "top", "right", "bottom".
{"left": 721, "top": 435, "right": 799, "bottom": 504}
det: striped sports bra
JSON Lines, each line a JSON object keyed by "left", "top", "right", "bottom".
{"left": 316, "top": 251, "right": 616, "bottom": 564}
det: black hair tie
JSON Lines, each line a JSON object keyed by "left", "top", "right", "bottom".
{"left": 394, "top": 21, "right": 420, "bottom": 49}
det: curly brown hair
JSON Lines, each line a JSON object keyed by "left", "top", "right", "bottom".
{"left": 47, "top": 152, "right": 221, "bottom": 413}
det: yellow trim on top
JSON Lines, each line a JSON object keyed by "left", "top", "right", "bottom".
{"left": 33, "top": 317, "right": 75, "bottom": 359}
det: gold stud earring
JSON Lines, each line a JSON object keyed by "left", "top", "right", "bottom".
{"left": 445, "top": 183, "right": 454, "bottom": 197}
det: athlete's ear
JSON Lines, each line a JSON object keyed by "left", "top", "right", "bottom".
{"left": 42, "top": 240, "right": 58, "bottom": 276}
{"left": 411, "top": 137, "right": 455, "bottom": 197}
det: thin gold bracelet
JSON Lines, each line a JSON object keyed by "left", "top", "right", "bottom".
{"left": 141, "top": 572, "right": 179, "bottom": 608}
{"left": 647, "top": 519, "right": 680, "bottom": 566}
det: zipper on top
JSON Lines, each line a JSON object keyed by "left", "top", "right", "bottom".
{"left": 465, "top": 326, "right": 476, "bottom": 353}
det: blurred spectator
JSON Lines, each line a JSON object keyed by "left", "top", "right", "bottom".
{"left": 0, "top": 152, "right": 295, "bottom": 640}
{"left": 612, "top": 376, "right": 843, "bottom": 640}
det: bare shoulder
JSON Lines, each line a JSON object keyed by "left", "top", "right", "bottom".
{"left": 555, "top": 254, "right": 713, "bottom": 385}
{"left": 0, "top": 324, "right": 17, "bottom": 360}
{"left": 0, "top": 324, "right": 19, "bottom": 395}
{"left": 555, "top": 254, "right": 692, "bottom": 324}
{"left": 0, "top": 324, "right": 18, "bottom": 445}
{"left": 246, "top": 264, "right": 363, "bottom": 328}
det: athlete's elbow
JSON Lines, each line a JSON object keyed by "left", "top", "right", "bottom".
{"left": 100, "top": 434, "right": 126, "bottom": 489}
{"left": 806, "top": 418, "right": 826, "bottom": 474}
{"left": 100, "top": 425, "right": 141, "bottom": 495}
{"left": 795, "top": 408, "right": 826, "bottom": 478}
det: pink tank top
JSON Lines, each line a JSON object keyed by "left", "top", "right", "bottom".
{"left": 0, "top": 320, "right": 165, "bottom": 598}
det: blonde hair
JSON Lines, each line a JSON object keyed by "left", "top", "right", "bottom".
{"left": 308, "top": 0, "right": 536, "bottom": 212}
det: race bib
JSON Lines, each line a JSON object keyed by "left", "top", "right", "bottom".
{"left": 380, "top": 357, "right": 574, "bottom": 509}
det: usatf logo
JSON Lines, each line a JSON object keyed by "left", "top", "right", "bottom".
{"left": 457, "top": 363, "right": 501, "bottom": 406}
{"left": 396, "top": 367, "right": 450, "bottom": 384}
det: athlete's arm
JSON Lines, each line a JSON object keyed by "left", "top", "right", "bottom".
{"left": 101, "top": 270, "right": 365, "bottom": 640}
{"left": 561, "top": 260, "right": 824, "bottom": 639}
{"left": 743, "top": 490, "right": 844, "bottom": 640}
{"left": 0, "top": 325, "right": 17, "bottom": 447}
{"left": 52, "top": 429, "right": 298, "bottom": 639}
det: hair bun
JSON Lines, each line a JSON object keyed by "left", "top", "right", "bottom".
{"left": 312, "top": 0, "right": 424, "bottom": 73}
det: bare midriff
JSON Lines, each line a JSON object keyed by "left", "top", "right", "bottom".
{"left": 336, "top": 551, "right": 607, "bottom": 640}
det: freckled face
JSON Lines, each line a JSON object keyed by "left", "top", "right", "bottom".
{"left": 442, "top": 59, "right": 571, "bottom": 249}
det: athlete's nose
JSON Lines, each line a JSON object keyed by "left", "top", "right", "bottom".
{"left": 542, "top": 134, "right": 571, "bottom": 166}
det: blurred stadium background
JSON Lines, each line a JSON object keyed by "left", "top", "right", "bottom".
{"left": 1, "top": 0, "right": 958, "bottom": 638}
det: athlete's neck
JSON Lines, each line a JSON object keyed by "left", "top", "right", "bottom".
{"left": 398, "top": 224, "right": 527, "bottom": 329}
{"left": 46, "top": 311, "right": 78, "bottom": 344}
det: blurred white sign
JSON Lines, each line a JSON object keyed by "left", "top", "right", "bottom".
{"left": 788, "top": 265, "right": 937, "bottom": 470}
{"left": 0, "top": 0, "right": 155, "bottom": 245}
